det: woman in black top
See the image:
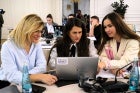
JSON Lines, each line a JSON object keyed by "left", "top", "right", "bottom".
{"left": 48, "top": 18, "right": 98, "bottom": 69}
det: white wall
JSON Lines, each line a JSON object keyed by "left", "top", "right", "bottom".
{"left": 62, "top": 0, "right": 90, "bottom": 19}
{"left": 0, "top": 0, "right": 140, "bottom": 39}
{"left": 90, "top": 0, "right": 140, "bottom": 31}
{"left": 62, "top": 0, "right": 74, "bottom": 19}
{"left": 0, "top": 0, "right": 62, "bottom": 39}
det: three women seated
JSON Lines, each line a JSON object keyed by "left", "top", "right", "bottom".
{"left": 0, "top": 12, "right": 139, "bottom": 87}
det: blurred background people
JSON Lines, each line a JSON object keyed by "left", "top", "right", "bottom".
{"left": 68, "top": 14, "right": 75, "bottom": 19}
{"left": 62, "top": 14, "right": 75, "bottom": 26}
{"left": 42, "top": 14, "right": 58, "bottom": 39}
{"left": 89, "top": 16, "right": 102, "bottom": 50}
{"left": 76, "top": 10, "right": 83, "bottom": 20}
{"left": 0, "top": 14, "right": 57, "bottom": 85}
{"left": 84, "top": 14, "right": 90, "bottom": 34}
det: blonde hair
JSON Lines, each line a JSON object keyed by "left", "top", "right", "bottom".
{"left": 9, "top": 14, "right": 44, "bottom": 48}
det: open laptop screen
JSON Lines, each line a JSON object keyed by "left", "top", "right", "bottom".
{"left": 55, "top": 57, "right": 98, "bottom": 80}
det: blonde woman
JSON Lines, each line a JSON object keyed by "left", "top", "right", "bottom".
{"left": 0, "top": 14, "right": 57, "bottom": 85}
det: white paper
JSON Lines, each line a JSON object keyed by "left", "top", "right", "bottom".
{"left": 96, "top": 69, "right": 115, "bottom": 78}
{"left": 41, "top": 45, "right": 52, "bottom": 49}
{"left": 96, "top": 69, "right": 124, "bottom": 79}
{"left": 87, "top": 37, "right": 96, "bottom": 41}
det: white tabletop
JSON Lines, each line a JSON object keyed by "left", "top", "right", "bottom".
{"left": 40, "top": 83, "right": 85, "bottom": 93}
{"left": 17, "top": 83, "right": 85, "bottom": 93}
{"left": 32, "top": 78, "right": 128, "bottom": 93}
{"left": 16, "top": 78, "right": 129, "bottom": 93}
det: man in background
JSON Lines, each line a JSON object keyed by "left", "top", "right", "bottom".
{"left": 68, "top": 14, "right": 75, "bottom": 19}
{"left": 89, "top": 16, "right": 101, "bottom": 50}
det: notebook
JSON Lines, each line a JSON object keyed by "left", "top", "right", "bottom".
{"left": 55, "top": 57, "right": 98, "bottom": 80}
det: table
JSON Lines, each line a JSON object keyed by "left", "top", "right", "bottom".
{"left": 15, "top": 77, "right": 135, "bottom": 93}
{"left": 41, "top": 79, "right": 135, "bottom": 93}
{"left": 17, "top": 83, "right": 85, "bottom": 93}
{"left": 39, "top": 83, "right": 85, "bottom": 93}
{"left": 29, "top": 79, "right": 130, "bottom": 93}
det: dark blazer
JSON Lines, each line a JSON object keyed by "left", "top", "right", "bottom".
{"left": 93, "top": 24, "right": 102, "bottom": 50}
{"left": 0, "top": 14, "right": 4, "bottom": 27}
{"left": 42, "top": 22, "right": 57, "bottom": 39}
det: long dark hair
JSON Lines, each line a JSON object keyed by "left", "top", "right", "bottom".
{"left": 51, "top": 18, "right": 89, "bottom": 56}
{"left": 98, "top": 12, "right": 140, "bottom": 55}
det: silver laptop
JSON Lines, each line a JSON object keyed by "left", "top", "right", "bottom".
{"left": 55, "top": 57, "right": 98, "bottom": 80}
{"left": 0, "top": 85, "right": 20, "bottom": 93}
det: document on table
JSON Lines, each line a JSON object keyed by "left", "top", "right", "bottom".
{"left": 96, "top": 69, "right": 125, "bottom": 79}
{"left": 96, "top": 69, "right": 116, "bottom": 78}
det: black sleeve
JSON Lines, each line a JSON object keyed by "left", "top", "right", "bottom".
{"left": 41, "top": 26, "right": 48, "bottom": 37}
{"left": 0, "top": 14, "right": 4, "bottom": 26}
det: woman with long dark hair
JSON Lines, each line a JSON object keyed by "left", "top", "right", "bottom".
{"left": 48, "top": 18, "right": 98, "bottom": 69}
{"left": 98, "top": 12, "right": 140, "bottom": 75}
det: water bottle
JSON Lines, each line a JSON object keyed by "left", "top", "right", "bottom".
{"left": 129, "top": 58, "right": 139, "bottom": 91}
{"left": 138, "top": 58, "right": 140, "bottom": 84}
{"left": 22, "top": 62, "right": 32, "bottom": 93}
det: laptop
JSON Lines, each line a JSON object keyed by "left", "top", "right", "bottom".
{"left": 0, "top": 85, "right": 20, "bottom": 93}
{"left": 55, "top": 57, "right": 98, "bottom": 80}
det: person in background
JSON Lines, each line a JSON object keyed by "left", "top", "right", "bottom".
{"left": 98, "top": 12, "right": 140, "bottom": 76}
{"left": 68, "top": 14, "right": 75, "bottom": 19}
{"left": 0, "top": 14, "right": 57, "bottom": 85}
{"left": 42, "top": 14, "right": 58, "bottom": 39}
{"left": 84, "top": 14, "right": 90, "bottom": 33}
{"left": 0, "top": 9, "right": 5, "bottom": 49}
{"left": 48, "top": 18, "right": 98, "bottom": 69}
{"left": 89, "top": 16, "right": 102, "bottom": 50}
{"left": 62, "top": 14, "right": 74, "bottom": 26}
{"left": 76, "top": 10, "right": 83, "bottom": 19}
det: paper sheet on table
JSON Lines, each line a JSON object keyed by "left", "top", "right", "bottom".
{"left": 96, "top": 69, "right": 124, "bottom": 78}
{"left": 96, "top": 69, "right": 116, "bottom": 78}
